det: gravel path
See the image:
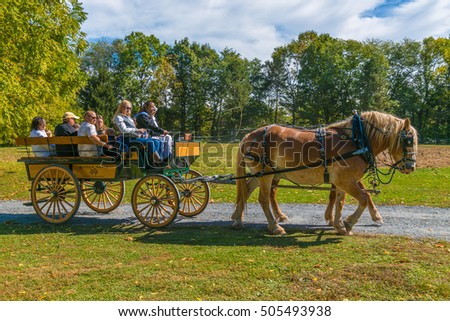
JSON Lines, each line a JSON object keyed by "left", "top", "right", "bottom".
{"left": 1, "top": 200, "right": 449, "bottom": 240}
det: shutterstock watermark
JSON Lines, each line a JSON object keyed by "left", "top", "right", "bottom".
{"left": 98, "top": 133, "right": 354, "bottom": 171}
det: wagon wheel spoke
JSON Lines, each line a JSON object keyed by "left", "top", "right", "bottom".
{"left": 176, "top": 170, "right": 210, "bottom": 217}
{"left": 81, "top": 181, "right": 125, "bottom": 214}
{"left": 132, "top": 175, "right": 179, "bottom": 228}
{"left": 31, "top": 166, "right": 80, "bottom": 224}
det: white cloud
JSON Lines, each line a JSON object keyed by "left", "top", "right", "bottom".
{"left": 80, "top": 0, "right": 450, "bottom": 61}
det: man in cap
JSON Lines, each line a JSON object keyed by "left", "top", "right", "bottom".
{"left": 54, "top": 111, "right": 80, "bottom": 156}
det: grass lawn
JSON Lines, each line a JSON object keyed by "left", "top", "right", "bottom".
{"left": 1, "top": 145, "right": 449, "bottom": 301}
{"left": 1, "top": 223, "right": 449, "bottom": 301}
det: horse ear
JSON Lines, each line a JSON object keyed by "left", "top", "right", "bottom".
{"left": 404, "top": 118, "right": 411, "bottom": 130}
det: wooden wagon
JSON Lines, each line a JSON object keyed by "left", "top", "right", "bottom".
{"left": 15, "top": 135, "right": 210, "bottom": 228}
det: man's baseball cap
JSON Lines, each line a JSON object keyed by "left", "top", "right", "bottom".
{"left": 63, "top": 112, "right": 80, "bottom": 120}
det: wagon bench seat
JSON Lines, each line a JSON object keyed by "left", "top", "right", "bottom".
{"left": 15, "top": 135, "right": 108, "bottom": 146}
{"left": 15, "top": 135, "right": 124, "bottom": 180}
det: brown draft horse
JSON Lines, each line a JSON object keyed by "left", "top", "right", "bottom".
{"left": 232, "top": 111, "right": 418, "bottom": 235}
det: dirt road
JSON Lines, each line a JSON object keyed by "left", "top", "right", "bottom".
{"left": 1, "top": 201, "right": 448, "bottom": 241}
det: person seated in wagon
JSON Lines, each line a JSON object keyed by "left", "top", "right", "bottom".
{"left": 134, "top": 100, "right": 173, "bottom": 160}
{"left": 77, "top": 111, "right": 112, "bottom": 156}
{"left": 112, "top": 99, "right": 163, "bottom": 167}
{"left": 54, "top": 111, "right": 80, "bottom": 156}
{"left": 29, "top": 116, "right": 56, "bottom": 157}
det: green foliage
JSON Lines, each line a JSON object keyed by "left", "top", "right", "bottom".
{"left": 2, "top": 1, "right": 448, "bottom": 144}
{"left": 76, "top": 30, "right": 449, "bottom": 141}
{"left": 1, "top": 0, "right": 88, "bottom": 143}
{"left": 78, "top": 41, "right": 119, "bottom": 126}
{"left": 384, "top": 37, "right": 450, "bottom": 142}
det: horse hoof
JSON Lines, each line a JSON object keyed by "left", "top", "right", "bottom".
{"left": 336, "top": 228, "right": 348, "bottom": 236}
{"left": 344, "top": 221, "right": 353, "bottom": 234}
{"left": 270, "top": 226, "right": 286, "bottom": 235}
{"left": 232, "top": 221, "right": 244, "bottom": 230}
{"left": 372, "top": 218, "right": 384, "bottom": 225}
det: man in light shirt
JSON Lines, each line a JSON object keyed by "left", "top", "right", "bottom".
{"left": 77, "top": 111, "right": 112, "bottom": 156}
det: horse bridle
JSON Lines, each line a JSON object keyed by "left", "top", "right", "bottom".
{"left": 391, "top": 129, "right": 416, "bottom": 171}
{"left": 363, "top": 120, "right": 416, "bottom": 171}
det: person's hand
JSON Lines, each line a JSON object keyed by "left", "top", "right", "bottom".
{"left": 45, "top": 130, "right": 52, "bottom": 137}
{"left": 104, "top": 143, "right": 113, "bottom": 150}
{"left": 138, "top": 128, "right": 146, "bottom": 133}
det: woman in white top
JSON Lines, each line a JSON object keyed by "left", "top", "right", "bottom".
{"left": 30, "top": 116, "right": 55, "bottom": 157}
{"left": 113, "top": 100, "right": 162, "bottom": 166}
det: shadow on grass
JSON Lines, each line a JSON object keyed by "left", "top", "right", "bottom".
{"left": 0, "top": 215, "right": 343, "bottom": 248}
{"left": 134, "top": 224, "right": 343, "bottom": 248}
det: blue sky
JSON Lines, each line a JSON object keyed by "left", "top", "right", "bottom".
{"left": 363, "top": 0, "right": 413, "bottom": 17}
{"left": 80, "top": 0, "right": 449, "bottom": 61}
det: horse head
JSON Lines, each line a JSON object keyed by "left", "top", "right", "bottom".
{"left": 390, "top": 118, "right": 418, "bottom": 174}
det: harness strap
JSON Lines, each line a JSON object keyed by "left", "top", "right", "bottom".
{"left": 352, "top": 111, "right": 376, "bottom": 168}
{"left": 244, "top": 125, "right": 276, "bottom": 171}
{"left": 315, "top": 126, "right": 329, "bottom": 183}
{"left": 236, "top": 149, "right": 362, "bottom": 181}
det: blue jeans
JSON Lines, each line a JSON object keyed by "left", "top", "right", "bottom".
{"left": 118, "top": 136, "right": 162, "bottom": 167}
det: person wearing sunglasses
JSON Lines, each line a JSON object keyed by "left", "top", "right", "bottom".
{"left": 113, "top": 100, "right": 162, "bottom": 166}
{"left": 78, "top": 111, "right": 112, "bottom": 156}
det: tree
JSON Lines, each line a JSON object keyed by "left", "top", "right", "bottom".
{"left": 280, "top": 33, "right": 391, "bottom": 125}
{"left": 148, "top": 58, "right": 178, "bottom": 129}
{"left": 384, "top": 37, "right": 450, "bottom": 141}
{"left": 78, "top": 41, "right": 118, "bottom": 125}
{"left": 217, "top": 49, "right": 252, "bottom": 137}
{"left": 1, "top": 0, "right": 88, "bottom": 142}
{"left": 169, "top": 38, "right": 217, "bottom": 135}
{"left": 115, "top": 32, "right": 168, "bottom": 107}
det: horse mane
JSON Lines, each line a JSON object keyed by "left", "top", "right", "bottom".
{"left": 327, "top": 111, "right": 418, "bottom": 153}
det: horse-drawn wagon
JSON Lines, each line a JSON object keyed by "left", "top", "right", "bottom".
{"left": 15, "top": 110, "right": 418, "bottom": 236}
{"left": 15, "top": 135, "right": 210, "bottom": 228}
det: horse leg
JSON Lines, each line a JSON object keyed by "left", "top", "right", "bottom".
{"left": 270, "top": 178, "right": 289, "bottom": 222}
{"left": 258, "top": 175, "right": 286, "bottom": 235}
{"left": 333, "top": 188, "right": 349, "bottom": 235}
{"left": 324, "top": 185, "right": 337, "bottom": 226}
{"left": 232, "top": 177, "right": 258, "bottom": 229}
{"left": 358, "top": 181, "right": 383, "bottom": 224}
{"left": 327, "top": 182, "right": 383, "bottom": 226}
{"left": 337, "top": 181, "right": 369, "bottom": 234}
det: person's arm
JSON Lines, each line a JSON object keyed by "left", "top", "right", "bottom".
{"left": 87, "top": 126, "right": 111, "bottom": 149}
{"left": 114, "top": 115, "right": 144, "bottom": 135}
{"left": 138, "top": 114, "right": 164, "bottom": 135}
{"left": 88, "top": 135, "right": 110, "bottom": 148}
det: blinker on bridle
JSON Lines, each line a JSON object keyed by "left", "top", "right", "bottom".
{"left": 391, "top": 129, "right": 416, "bottom": 171}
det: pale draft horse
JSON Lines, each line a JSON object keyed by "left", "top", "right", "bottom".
{"left": 231, "top": 111, "right": 418, "bottom": 235}
{"left": 267, "top": 179, "right": 383, "bottom": 227}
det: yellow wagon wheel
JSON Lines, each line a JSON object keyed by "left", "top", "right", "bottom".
{"left": 31, "top": 165, "right": 81, "bottom": 224}
{"left": 81, "top": 181, "right": 125, "bottom": 213}
{"left": 176, "top": 169, "right": 210, "bottom": 217}
{"left": 131, "top": 174, "right": 180, "bottom": 228}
